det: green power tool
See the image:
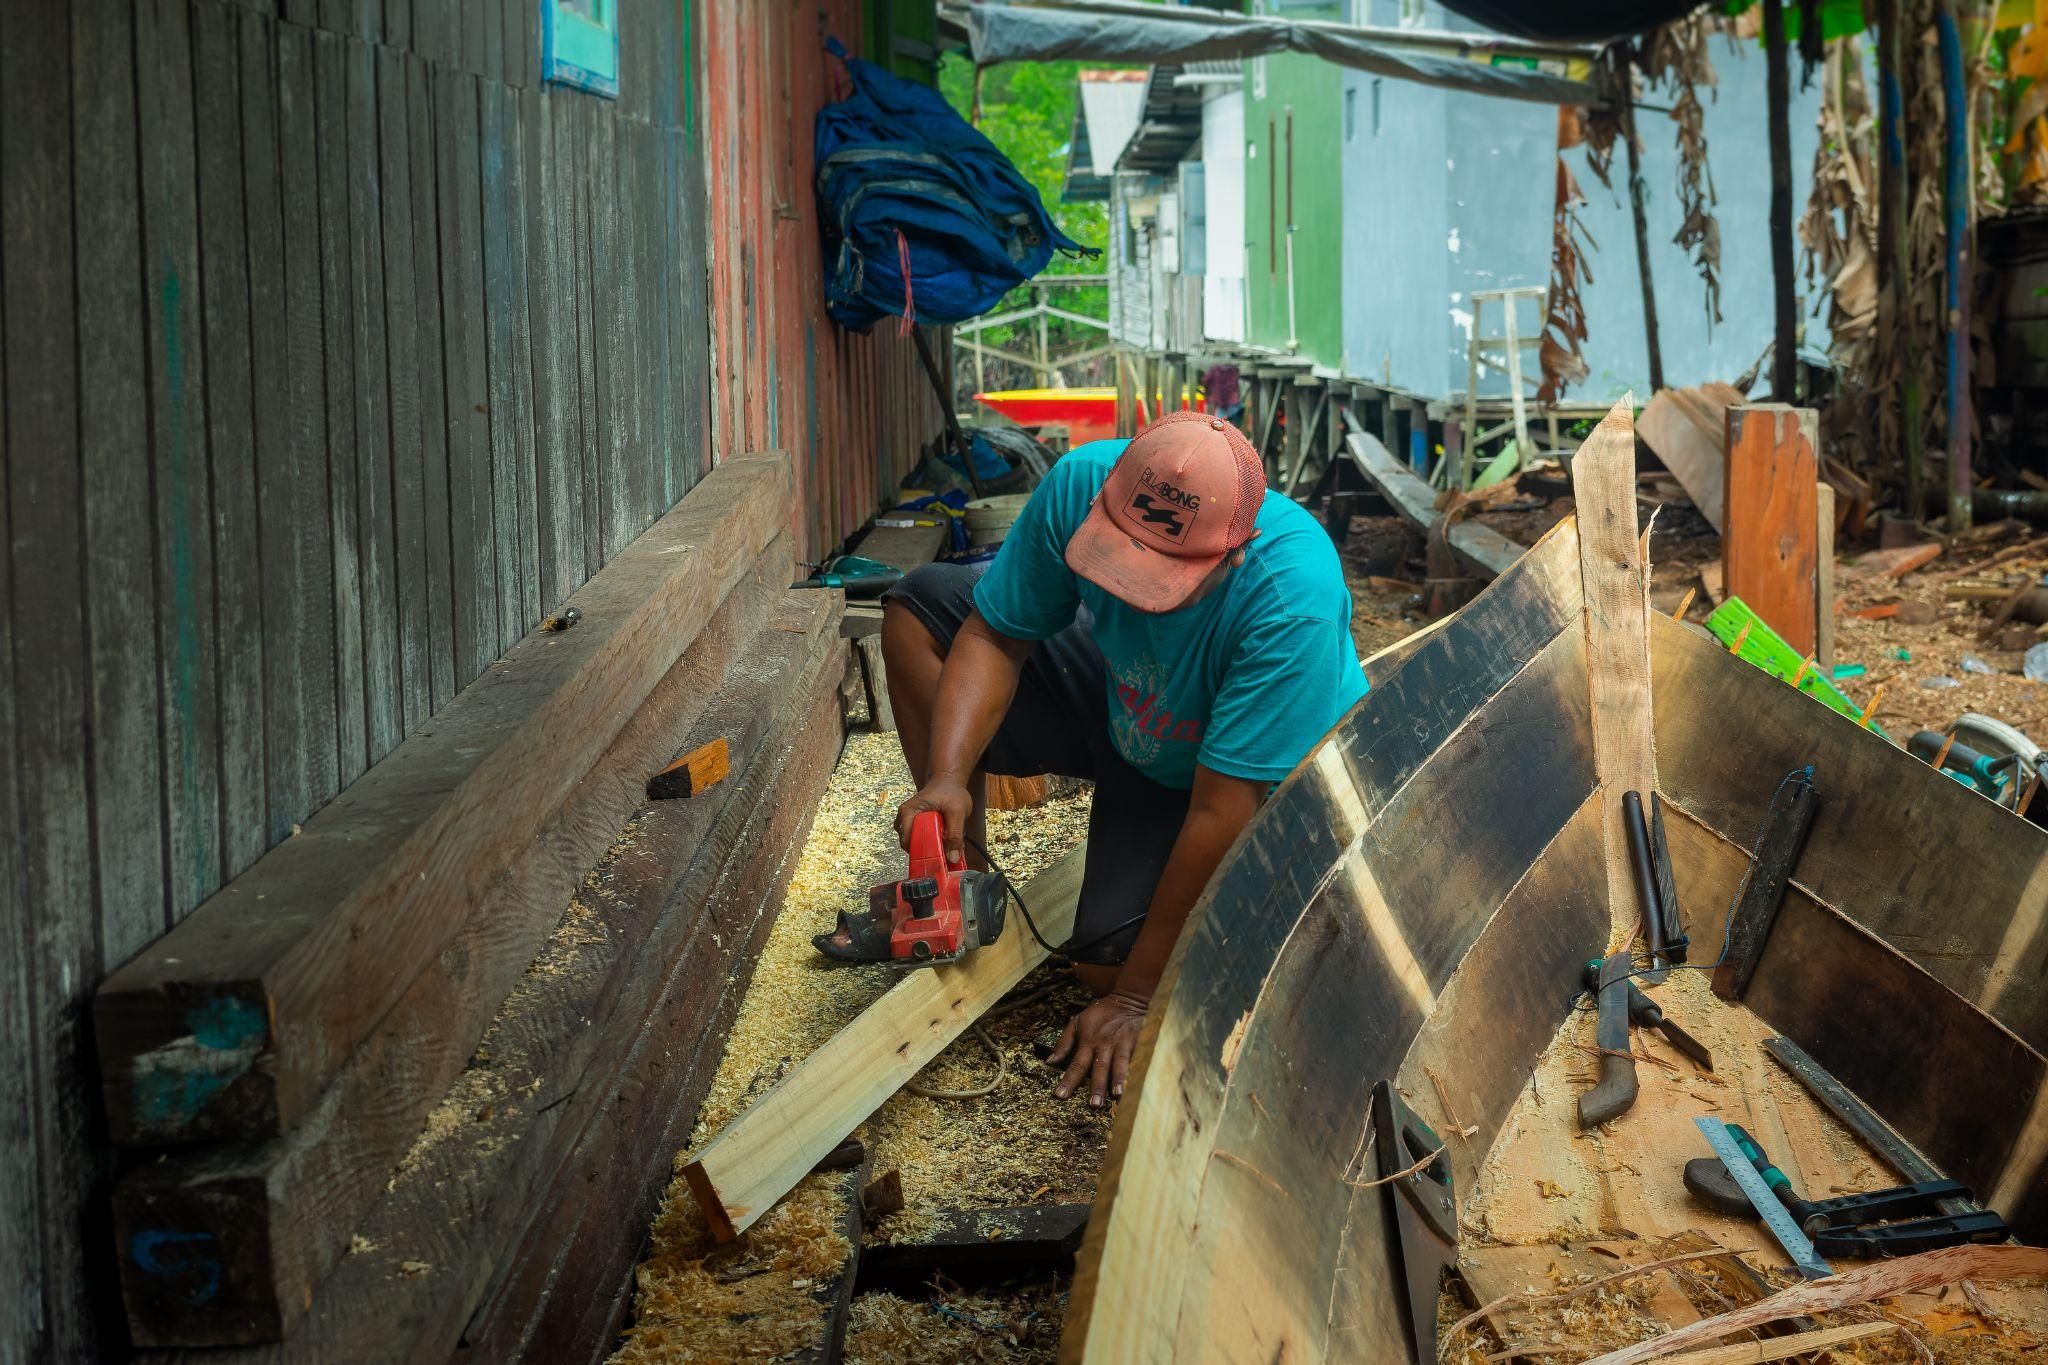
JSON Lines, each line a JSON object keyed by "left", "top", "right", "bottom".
{"left": 791, "top": 554, "right": 904, "bottom": 600}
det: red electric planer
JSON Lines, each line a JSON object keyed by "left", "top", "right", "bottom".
{"left": 812, "top": 809, "right": 1009, "bottom": 968}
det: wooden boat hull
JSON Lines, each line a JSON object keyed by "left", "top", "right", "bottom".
{"left": 1062, "top": 403, "right": 2048, "bottom": 1363}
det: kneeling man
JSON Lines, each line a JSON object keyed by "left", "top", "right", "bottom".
{"left": 877, "top": 412, "right": 1365, "bottom": 1106}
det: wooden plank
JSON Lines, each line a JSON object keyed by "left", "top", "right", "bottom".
{"left": 74, "top": 0, "right": 167, "bottom": 953}
{"left": 314, "top": 30, "right": 367, "bottom": 786}
{"left": 859, "top": 1204, "right": 1091, "bottom": 1286}
{"left": 589, "top": 103, "right": 628, "bottom": 559}
{"left": 568, "top": 97, "right": 602, "bottom": 581}
{"left": 2, "top": 0, "right": 99, "bottom": 1351}
{"left": 501, "top": 88, "right": 541, "bottom": 626}
{"left": 1571, "top": 395, "right": 1657, "bottom": 935}
{"left": 406, "top": 55, "right": 456, "bottom": 712}
{"left": 1652, "top": 1321, "right": 1897, "bottom": 1365}
{"left": 94, "top": 454, "right": 794, "bottom": 1145}
{"left": 274, "top": 16, "right": 341, "bottom": 833}
{"left": 112, "top": 548, "right": 806, "bottom": 1347}
{"left": 1636, "top": 382, "right": 1743, "bottom": 531}
{"left": 376, "top": 45, "right": 429, "bottom": 737}
{"left": 455, "top": 640, "right": 847, "bottom": 1364}
{"left": 528, "top": 91, "right": 580, "bottom": 611}
{"left": 856, "top": 517, "right": 948, "bottom": 574}
{"left": 346, "top": 36, "right": 400, "bottom": 764}
{"left": 1343, "top": 423, "right": 1521, "bottom": 579}
{"left": 191, "top": 0, "right": 266, "bottom": 881}
{"left": 149, "top": 591, "right": 845, "bottom": 1363}
{"left": 479, "top": 81, "right": 523, "bottom": 651}
{"left": 1650, "top": 610, "right": 2048, "bottom": 1056}
{"left": 140, "top": 0, "right": 226, "bottom": 913}
{"left": 440, "top": 68, "right": 497, "bottom": 684}
{"left": 684, "top": 843, "right": 1089, "bottom": 1242}
{"left": 1723, "top": 404, "right": 1819, "bottom": 654}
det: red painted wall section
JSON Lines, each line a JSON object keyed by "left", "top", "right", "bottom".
{"left": 698, "top": 2, "right": 941, "bottom": 562}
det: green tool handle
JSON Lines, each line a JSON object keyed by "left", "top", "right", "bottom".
{"left": 1725, "top": 1124, "right": 1813, "bottom": 1218}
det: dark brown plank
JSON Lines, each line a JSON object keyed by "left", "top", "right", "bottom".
{"left": 589, "top": 102, "right": 627, "bottom": 559}
{"left": 345, "top": 37, "right": 401, "bottom": 763}
{"left": 1651, "top": 610, "right": 2048, "bottom": 1055}
{"left": 569, "top": 97, "right": 601, "bottom": 580}
{"left": 95, "top": 454, "right": 793, "bottom": 1146}
{"left": 859, "top": 1204, "right": 1091, "bottom": 1286}
{"left": 139, "top": 0, "right": 226, "bottom": 915}
{"left": 376, "top": 45, "right": 430, "bottom": 737}
{"left": 450, "top": 614, "right": 847, "bottom": 1365}
{"left": 2, "top": 0, "right": 100, "bottom": 1353}
{"left": 111, "top": 539, "right": 795, "bottom": 1345}
{"left": 74, "top": 0, "right": 167, "bottom": 955}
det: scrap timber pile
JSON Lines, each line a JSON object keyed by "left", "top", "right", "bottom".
{"left": 94, "top": 452, "right": 853, "bottom": 1361}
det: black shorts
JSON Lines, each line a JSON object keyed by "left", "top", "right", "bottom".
{"left": 881, "top": 563, "right": 1190, "bottom": 965}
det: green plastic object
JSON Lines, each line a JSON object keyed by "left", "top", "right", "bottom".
{"left": 1830, "top": 663, "right": 1866, "bottom": 680}
{"left": 1704, "top": 597, "right": 1890, "bottom": 738}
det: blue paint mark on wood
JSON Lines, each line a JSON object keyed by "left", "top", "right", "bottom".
{"left": 131, "top": 1229, "right": 222, "bottom": 1306}
{"left": 129, "top": 995, "right": 266, "bottom": 1132}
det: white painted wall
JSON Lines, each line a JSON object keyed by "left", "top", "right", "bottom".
{"left": 1202, "top": 88, "right": 1248, "bottom": 344}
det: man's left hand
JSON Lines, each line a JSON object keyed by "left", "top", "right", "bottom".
{"left": 1048, "top": 991, "right": 1147, "bottom": 1107}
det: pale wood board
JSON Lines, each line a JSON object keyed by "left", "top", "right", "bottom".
{"left": 1652, "top": 1321, "right": 1895, "bottom": 1365}
{"left": 1814, "top": 482, "right": 1836, "bottom": 670}
{"left": 1636, "top": 383, "right": 1743, "bottom": 532}
{"left": 1343, "top": 420, "right": 1523, "bottom": 579}
{"left": 1571, "top": 395, "right": 1658, "bottom": 935}
{"left": 682, "top": 842, "right": 1087, "bottom": 1240}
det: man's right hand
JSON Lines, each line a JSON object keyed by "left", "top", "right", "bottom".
{"left": 896, "top": 776, "right": 974, "bottom": 866}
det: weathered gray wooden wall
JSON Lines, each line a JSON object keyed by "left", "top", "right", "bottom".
{"left": 0, "top": 0, "right": 706, "bottom": 1355}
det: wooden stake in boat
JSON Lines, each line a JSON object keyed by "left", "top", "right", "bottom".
{"left": 1673, "top": 585, "right": 1698, "bottom": 621}
{"left": 1861, "top": 681, "right": 1887, "bottom": 729}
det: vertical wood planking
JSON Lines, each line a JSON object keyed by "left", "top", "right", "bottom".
{"left": 570, "top": 98, "right": 602, "bottom": 579}
{"left": 479, "top": 82, "right": 523, "bottom": 648}
{"left": 346, "top": 38, "right": 401, "bottom": 761}
{"left": 377, "top": 46, "right": 430, "bottom": 736}
{"left": 502, "top": 88, "right": 541, "bottom": 626}
{"left": 74, "top": 0, "right": 167, "bottom": 953}
{"left": 138, "top": 0, "right": 225, "bottom": 917}
{"left": 191, "top": 0, "right": 267, "bottom": 883}
{"left": 438, "top": 69, "right": 497, "bottom": 679}
{"left": 314, "top": 30, "right": 368, "bottom": 786}
{"left": 406, "top": 57, "right": 456, "bottom": 712}
{"left": 529, "top": 90, "right": 581, "bottom": 607}
{"left": 2, "top": 0, "right": 99, "bottom": 1352}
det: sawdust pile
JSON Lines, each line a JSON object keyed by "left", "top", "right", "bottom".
{"left": 611, "top": 1172, "right": 852, "bottom": 1364}
{"left": 843, "top": 1281, "right": 1065, "bottom": 1363}
{"left": 611, "top": 729, "right": 1099, "bottom": 1362}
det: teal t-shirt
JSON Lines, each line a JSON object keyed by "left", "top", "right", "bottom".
{"left": 973, "top": 439, "right": 1368, "bottom": 788}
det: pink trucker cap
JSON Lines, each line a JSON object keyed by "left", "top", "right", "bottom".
{"left": 1064, "top": 410, "right": 1266, "bottom": 613}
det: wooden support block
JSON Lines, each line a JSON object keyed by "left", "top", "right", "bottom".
{"left": 1710, "top": 770, "right": 1819, "bottom": 1000}
{"left": 96, "top": 453, "right": 793, "bottom": 1145}
{"left": 682, "top": 843, "right": 1087, "bottom": 1242}
{"left": 861, "top": 1169, "right": 905, "bottom": 1222}
{"left": 646, "top": 737, "right": 729, "bottom": 800}
{"left": 856, "top": 634, "right": 895, "bottom": 732}
{"left": 855, "top": 517, "right": 946, "bottom": 576}
{"left": 857, "top": 1204, "right": 1090, "bottom": 1288}
{"left": 841, "top": 602, "right": 884, "bottom": 639}
{"left": 129, "top": 593, "right": 850, "bottom": 1359}
{"left": 986, "top": 773, "right": 1049, "bottom": 811}
{"left": 1722, "top": 405, "right": 1819, "bottom": 654}
{"left": 110, "top": 583, "right": 834, "bottom": 1348}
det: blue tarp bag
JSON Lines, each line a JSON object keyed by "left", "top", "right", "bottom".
{"left": 815, "top": 37, "right": 1095, "bottom": 332}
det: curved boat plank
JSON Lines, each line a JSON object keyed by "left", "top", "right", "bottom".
{"left": 1652, "top": 611, "right": 2048, "bottom": 1054}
